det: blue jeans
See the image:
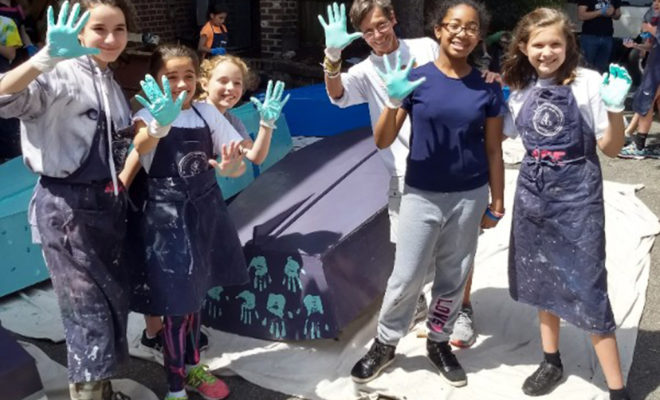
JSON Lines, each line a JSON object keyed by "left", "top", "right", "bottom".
{"left": 580, "top": 34, "right": 613, "bottom": 73}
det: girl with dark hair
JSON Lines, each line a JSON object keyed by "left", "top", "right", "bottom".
{"left": 0, "top": 1, "right": 135, "bottom": 398}
{"left": 502, "top": 7, "right": 632, "bottom": 399}
{"left": 121, "top": 43, "right": 287, "bottom": 400}
{"left": 350, "top": 0, "right": 505, "bottom": 387}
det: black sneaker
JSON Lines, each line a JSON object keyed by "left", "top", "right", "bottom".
{"left": 139, "top": 329, "right": 163, "bottom": 359}
{"left": 427, "top": 340, "right": 467, "bottom": 387}
{"left": 350, "top": 338, "right": 396, "bottom": 383}
{"left": 522, "top": 360, "right": 563, "bottom": 396}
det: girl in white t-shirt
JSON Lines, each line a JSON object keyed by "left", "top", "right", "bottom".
{"left": 120, "top": 44, "right": 287, "bottom": 400}
{"left": 502, "top": 8, "right": 631, "bottom": 400}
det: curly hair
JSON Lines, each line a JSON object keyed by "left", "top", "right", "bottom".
{"left": 197, "top": 54, "right": 255, "bottom": 101}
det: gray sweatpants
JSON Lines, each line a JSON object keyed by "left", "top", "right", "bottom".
{"left": 377, "top": 183, "right": 488, "bottom": 345}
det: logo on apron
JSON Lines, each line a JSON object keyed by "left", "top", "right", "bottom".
{"left": 532, "top": 102, "right": 565, "bottom": 137}
{"left": 178, "top": 151, "right": 209, "bottom": 177}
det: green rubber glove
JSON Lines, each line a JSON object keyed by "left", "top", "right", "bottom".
{"left": 600, "top": 63, "right": 632, "bottom": 113}
{"left": 47, "top": 1, "right": 99, "bottom": 59}
{"left": 30, "top": 1, "right": 100, "bottom": 72}
{"left": 317, "top": 2, "right": 362, "bottom": 62}
{"left": 375, "top": 50, "right": 426, "bottom": 108}
{"left": 250, "top": 80, "right": 291, "bottom": 129}
{"left": 135, "top": 74, "right": 186, "bottom": 132}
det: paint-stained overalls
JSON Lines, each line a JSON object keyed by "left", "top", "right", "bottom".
{"left": 33, "top": 65, "right": 132, "bottom": 383}
{"left": 508, "top": 85, "right": 616, "bottom": 334}
{"left": 128, "top": 106, "right": 248, "bottom": 317}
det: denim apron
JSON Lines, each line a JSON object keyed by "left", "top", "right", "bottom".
{"left": 32, "top": 60, "right": 132, "bottom": 383}
{"left": 508, "top": 85, "right": 616, "bottom": 334}
{"left": 632, "top": 26, "right": 660, "bottom": 115}
{"left": 211, "top": 24, "right": 228, "bottom": 48}
{"left": 128, "top": 106, "right": 248, "bottom": 316}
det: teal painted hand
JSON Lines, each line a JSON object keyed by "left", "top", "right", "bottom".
{"left": 600, "top": 64, "right": 632, "bottom": 112}
{"left": 248, "top": 255, "right": 272, "bottom": 291}
{"left": 375, "top": 50, "right": 426, "bottom": 107}
{"left": 303, "top": 295, "right": 326, "bottom": 339}
{"left": 46, "top": 1, "right": 99, "bottom": 58}
{"left": 135, "top": 74, "right": 186, "bottom": 127}
{"left": 250, "top": 80, "right": 290, "bottom": 129}
{"left": 318, "top": 2, "right": 362, "bottom": 60}
{"left": 282, "top": 256, "right": 304, "bottom": 293}
{"left": 236, "top": 290, "right": 258, "bottom": 325}
{"left": 205, "top": 286, "right": 224, "bottom": 318}
{"left": 264, "top": 293, "right": 286, "bottom": 338}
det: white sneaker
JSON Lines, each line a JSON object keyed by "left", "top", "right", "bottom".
{"left": 449, "top": 305, "right": 476, "bottom": 348}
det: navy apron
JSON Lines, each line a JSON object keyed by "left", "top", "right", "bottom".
{"left": 632, "top": 27, "right": 660, "bottom": 115}
{"left": 211, "top": 24, "right": 228, "bottom": 49}
{"left": 128, "top": 106, "right": 248, "bottom": 316}
{"left": 33, "top": 59, "right": 132, "bottom": 383}
{"left": 508, "top": 85, "right": 616, "bottom": 334}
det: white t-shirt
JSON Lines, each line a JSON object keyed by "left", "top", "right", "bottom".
{"left": 504, "top": 68, "right": 609, "bottom": 140}
{"left": 329, "top": 37, "right": 440, "bottom": 177}
{"left": 134, "top": 101, "right": 243, "bottom": 172}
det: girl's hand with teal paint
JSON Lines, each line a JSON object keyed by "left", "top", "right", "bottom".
{"left": 135, "top": 74, "right": 186, "bottom": 131}
{"left": 250, "top": 80, "right": 290, "bottom": 129}
{"left": 599, "top": 64, "right": 632, "bottom": 113}
{"left": 375, "top": 50, "right": 426, "bottom": 109}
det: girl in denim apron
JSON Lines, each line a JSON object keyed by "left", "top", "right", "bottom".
{"left": 0, "top": 1, "right": 134, "bottom": 399}
{"left": 120, "top": 44, "right": 288, "bottom": 400}
{"left": 502, "top": 8, "right": 632, "bottom": 400}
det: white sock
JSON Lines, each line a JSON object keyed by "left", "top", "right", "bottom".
{"left": 145, "top": 330, "right": 159, "bottom": 340}
{"left": 185, "top": 364, "right": 198, "bottom": 375}
{"left": 166, "top": 389, "right": 187, "bottom": 398}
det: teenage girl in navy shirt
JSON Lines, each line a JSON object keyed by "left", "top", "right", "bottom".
{"left": 350, "top": 0, "right": 505, "bottom": 387}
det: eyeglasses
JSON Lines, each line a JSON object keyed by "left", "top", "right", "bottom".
{"left": 441, "top": 22, "right": 480, "bottom": 37}
{"left": 362, "top": 21, "right": 392, "bottom": 40}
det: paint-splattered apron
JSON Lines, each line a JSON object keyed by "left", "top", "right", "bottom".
{"left": 508, "top": 85, "right": 616, "bottom": 334}
{"left": 32, "top": 73, "right": 132, "bottom": 383}
{"left": 632, "top": 27, "right": 660, "bottom": 115}
{"left": 128, "top": 106, "right": 248, "bottom": 316}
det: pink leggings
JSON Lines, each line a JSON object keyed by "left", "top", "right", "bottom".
{"left": 162, "top": 312, "right": 201, "bottom": 391}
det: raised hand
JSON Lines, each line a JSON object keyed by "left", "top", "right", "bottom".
{"left": 250, "top": 80, "right": 290, "bottom": 129}
{"left": 46, "top": 1, "right": 99, "bottom": 58}
{"left": 135, "top": 74, "right": 186, "bottom": 128}
{"left": 317, "top": 2, "right": 362, "bottom": 61}
{"left": 600, "top": 64, "right": 632, "bottom": 113}
{"left": 375, "top": 50, "right": 426, "bottom": 108}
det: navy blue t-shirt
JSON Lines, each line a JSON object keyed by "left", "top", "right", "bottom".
{"left": 401, "top": 63, "right": 504, "bottom": 192}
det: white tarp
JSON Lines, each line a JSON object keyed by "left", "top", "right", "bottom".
{"left": 1, "top": 170, "right": 658, "bottom": 400}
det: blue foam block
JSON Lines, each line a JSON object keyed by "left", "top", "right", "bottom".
{"left": 256, "top": 83, "right": 370, "bottom": 137}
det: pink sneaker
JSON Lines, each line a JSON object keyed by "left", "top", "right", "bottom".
{"left": 185, "top": 364, "right": 230, "bottom": 400}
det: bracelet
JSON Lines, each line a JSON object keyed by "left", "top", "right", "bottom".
{"left": 488, "top": 206, "right": 505, "bottom": 218}
{"left": 322, "top": 56, "right": 342, "bottom": 77}
{"left": 484, "top": 206, "right": 505, "bottom": 222}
